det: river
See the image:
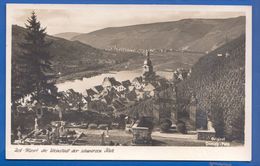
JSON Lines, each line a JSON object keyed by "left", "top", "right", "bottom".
{"left": 56, "top": 69, "right": 173, "bottom": 94}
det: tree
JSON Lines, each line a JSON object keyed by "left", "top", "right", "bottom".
{"left": 18, "top": 11, "right": 58, "bottom": 105}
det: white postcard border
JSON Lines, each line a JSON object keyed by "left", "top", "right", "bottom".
{"left": 5, "top": 4, "right": 252, "bottom": 161}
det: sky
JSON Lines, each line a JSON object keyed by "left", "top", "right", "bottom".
{"left": 9, "top": 5, "right": 245, "bottom": 35}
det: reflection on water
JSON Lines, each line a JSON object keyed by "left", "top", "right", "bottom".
{"left": 56, "top": 70, "right": 173, "bottom": 94}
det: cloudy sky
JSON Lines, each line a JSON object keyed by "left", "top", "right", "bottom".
{"left": 9, "top": 5, "right": 245, "bottom": 35}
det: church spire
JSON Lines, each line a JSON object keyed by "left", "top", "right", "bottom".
{"left": 143, "top": 49, "right": 155, "bottom": 80}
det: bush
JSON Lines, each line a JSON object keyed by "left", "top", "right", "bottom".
{"left": 177, "top": 121, "right": 187, "bottom": 134}
{"left": 88, "top": 123, "right": 98, "bottom": 129}
{"left": 160, "top": 119, "right": 172, "bottom": 132}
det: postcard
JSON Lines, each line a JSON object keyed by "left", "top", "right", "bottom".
{"left": 6, "top": 4, "right": 252, "bottom": 160}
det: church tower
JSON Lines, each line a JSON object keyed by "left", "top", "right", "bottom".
{"left": 143, "top": 50, "right": 155, "bottom": 80}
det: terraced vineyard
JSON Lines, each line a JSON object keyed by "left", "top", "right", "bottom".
{"left": 176, "top": 35, "right": 245, "bottom": 142}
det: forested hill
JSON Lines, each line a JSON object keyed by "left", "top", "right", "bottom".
{"left": 12, "top": 25, "right": 140, "bottom": 78}
{"left": 54, "top": 32, "right": 82, "bottom": 40}
{"left": 176, "top": 34, "right": 245, "bottom": 141}
{"left": 71, "top": 16, "right": 245, "bottom": 52}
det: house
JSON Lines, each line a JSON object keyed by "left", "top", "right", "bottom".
{"left": 135, "top": 89, "right": 145, "bottom": 100}
{"left": 86, "top": 88, "right": 97, "bottom": 96}
{"left": 102, "top": 77, "right": 120, "bottom": 87}
{"left": 60, "top": 89, "right": 88, "bottom": 110}
{"left": 83, "top": 96, "right": 91, "bottom": 102}
{"left": 102, "top": 77, "right": 125, "bottom": 92}
{"left": 94, "top": 85, "right": 104, "bottom": 94}
{"left": 143, "top": 83, "right": 156, "bottom": 97}
{"left": 143, "top": 83, "right": 156, "bottom": 92}
{"left": 132, "top": 76, "right": 145, "bottom": 90}
{"left": 109, "top": 87, "right": 121, "bottom": 99}
{"left": 128, "top": 85, "right": 135, "bottom": 91}
{"left": 99, "top": 88, "right": 109, "bottom": 97}
{"left": 122, "top": 80, "right": 131, "bottom": 90}
{"left": 101, "top": 94, "right": 113, "bottom": 105}
{"left": 108, "top": 87, "right": 126, "bottom": 99}
{"left": 102, "top": 77, "right": 112, "bottom": 88}
{"left": 86, "top": 88, "right": 98, "bottom": 100}
{"left": 125, "top": 89, "right": 137, "bottom": 102}
{"left": 115, "top": 84, "right": 126, "bottom": 92}
{"left": 112, "top": 99, "right": 125, "bottom": 112}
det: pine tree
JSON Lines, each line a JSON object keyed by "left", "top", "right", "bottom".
{"left": 18, "top": 11, "right": 58, "bottom": 105}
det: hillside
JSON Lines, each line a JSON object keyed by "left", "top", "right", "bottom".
{"left": 72, "top": 16, "right": 245, "bottom": 52}
{"left": 54, "top": 32, "right": 82, "bottom": 40}
{"left": 176, "top": 35, "right": 245, "bottom": 141}
{"left": 12, "top": 25, "right": 140, "bottom": 80}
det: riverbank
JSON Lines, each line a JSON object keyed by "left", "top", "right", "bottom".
{"left": 56, "top": 59, "right": 143, "bottom": 84}
{"left": 57, "top": 70, "right": 103, "bottom": 84}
